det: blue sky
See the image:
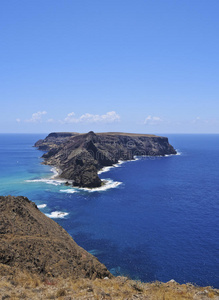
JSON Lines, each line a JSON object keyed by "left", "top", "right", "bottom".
{"left": 1, "top": 0, "right": 219, "bottom": 134}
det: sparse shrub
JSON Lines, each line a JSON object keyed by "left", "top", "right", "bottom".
{"left": 19, "top": 292, "right": 27, "bottom": 298}
{"left": 56, "top": 288, "right": 66, "bottom": 297}
{"left": 2, "top": 295, "right": 10, "bottom": 300}
{"left": 131, "top": 281, "right": 144, "bottom": 292}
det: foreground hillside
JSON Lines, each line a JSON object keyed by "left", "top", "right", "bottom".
{"left": 0, "top": 196, "right": 218, "bottom": 299}
{"left": 1, "top": 269, "right": 219, "bottom": 299}
{"left": 35, "top": 131, "right": 177, "bottom": 188}
{"left": 0, "top": 195, "right": 111, "bottom": 279}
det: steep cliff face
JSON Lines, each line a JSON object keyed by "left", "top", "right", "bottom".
{"left": 0, "top": 195, "right": 111, "bottom": 279}
{"left": 35, "top": 131, "right": 177, "bottom": 188}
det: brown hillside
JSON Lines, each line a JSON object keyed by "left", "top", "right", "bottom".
{"left": 0, "top": 195, "right": 111, "bottom": 280}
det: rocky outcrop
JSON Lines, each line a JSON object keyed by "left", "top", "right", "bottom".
{"left": 0, "top": 195, "right": 112, "bottom": 279}
{"left": 35, "top": 132, "right": 79, "bottom": 151}
{"left": 35, "top": 131, "right": 177, "bottom": 188}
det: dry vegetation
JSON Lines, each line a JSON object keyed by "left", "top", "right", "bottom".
{"left": 0, "top": 268, "right": 218, "bottom": 300}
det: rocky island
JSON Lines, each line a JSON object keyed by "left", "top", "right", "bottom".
{"left": 35, "top": 131, "right": 177, "bottom": 188}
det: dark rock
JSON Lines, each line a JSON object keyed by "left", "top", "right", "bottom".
{"left": 34, "top": 132, "right": 79, "bottom": 151}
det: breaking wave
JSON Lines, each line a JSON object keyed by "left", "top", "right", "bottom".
{"left": 37, "top": 204, "right": 47, "bottom": 208}
{"left": 50, "top": 167, "right": 62, "bottom": 178}
{"left": 79, "top": 179, "right": 122, "bottom": 192}
{"left": 98, "top": 159, "right": 136, "bottom": 174}
{"left": 98, "top": 166, "right": 114, "bottom": 174}
{"left": 60, "top": 189, "right": 77, "bottom": 194}
{"left": 25, "top": 167, "right": 66, "bottom": 186}
{"left": 165, "top": 150, "right": 182, "bottom": 157}
{"left": 45, "top": 211, "right": 69, "bottom": 218}
{"left": 60, "top": 179, "right": 122, "bottom": 193}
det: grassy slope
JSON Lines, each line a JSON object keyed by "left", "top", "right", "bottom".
{"left": 0, "top": 266, "right": 218, "bottom": 300}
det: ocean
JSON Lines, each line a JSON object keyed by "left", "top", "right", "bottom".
{"left": 0, "top": 133, "right": 218, "bottom": 288}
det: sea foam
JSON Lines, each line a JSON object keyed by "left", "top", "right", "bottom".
{"left": 50, "top": 167, "right": 62, "bottom": 178}
{"left": 164, "top": 150, "right": 182, "bottom": 157}
{"left": 25, "top": 167, "right": 71, "bottom": 186}
{"left": 37, "top": 204, "right": 47, "bottom": 208}
{"left": 98, "top": 166, "right": 114, "bottom": 174}
{"left": 45, "top": 211, "right": 69, "bottom": 218}
{"left": 60, "top": 179, "right": 122, "bottom": 194}
{"left": 98, "top": 159, "right": 135, "bottom": 174}
{"left": 176, "top": 150, "right": 182, "bottom": 155}
{"left": 25, "top": 178, "right": 66, "bottom": 186}
{"left": 60, "top": 189, "right": 77, "bottom": 194}
{"left": 80, "top": 179, "right": 122, "bottom": 192}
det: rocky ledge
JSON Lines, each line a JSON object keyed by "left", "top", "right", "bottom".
{"left": 0, "top": 195, "right": 111, "bottom": 279}
{"left": 35, "top": 131, "right": 177, "bottom": 188}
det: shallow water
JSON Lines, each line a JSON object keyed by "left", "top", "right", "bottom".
{"left": 0, "top": 133, "right": 218, "bottom": 287}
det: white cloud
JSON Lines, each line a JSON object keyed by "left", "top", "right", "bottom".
{"left": 63, "top": 112, "right": 76, "bottom": 123}
{"left": 25, "top": 111, "right": 47, "bottom": 123}
{"left": 144, "top": 115, "right": 162, "bottom": 125}
{"left": 16, "top": 111, "right": 120, "bottom": 125}
{"left": 63, "top": 111, "right": 120, "bottom": 124}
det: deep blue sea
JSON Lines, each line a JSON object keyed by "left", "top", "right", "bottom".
{"left": 0, "top": 133, "right": 218, "bottom": 288}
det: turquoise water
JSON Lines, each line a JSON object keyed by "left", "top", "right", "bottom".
{"left": 0, "top": 133, "right": 218, "bottom": 287}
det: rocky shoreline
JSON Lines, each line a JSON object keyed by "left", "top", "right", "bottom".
{"left": 35, "top": 131, "right": 177, "bottom": 188}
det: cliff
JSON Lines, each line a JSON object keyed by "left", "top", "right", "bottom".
{"left": 0, "top": 195, "right": 111, "bottom": 279}
{"left": 35, "top": 131, "right": 177, "bottom": 188}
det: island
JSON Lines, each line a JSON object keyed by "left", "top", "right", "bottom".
{"left": 35, "top": 131, "right": 177, "bottom": 188}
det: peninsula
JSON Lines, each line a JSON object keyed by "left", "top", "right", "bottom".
{"left": 35, "top": 131, "right": 177, "bottom": 188}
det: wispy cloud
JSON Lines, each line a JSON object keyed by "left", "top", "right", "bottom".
{"left": 144, "top": 115, "right": 162, "bottom": 125}
{"left": 64, "top": 112, "right": 76, "bottom": 123}
{"left": 192, "top": 117, "right": 219, "bottom": 125}
{"left": 63, "top": 111, "right": 120, "bottom": 124}
{"left": 25, "top": 111, "right": 47, "bottom": 123}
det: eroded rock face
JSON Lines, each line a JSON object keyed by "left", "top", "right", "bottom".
{"left": 35, "top": 131, "right": 177, "bottom": 188}
{"left": 0, "top": 195, "right": 112, "bottom": 279}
